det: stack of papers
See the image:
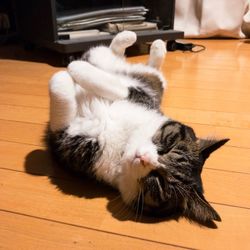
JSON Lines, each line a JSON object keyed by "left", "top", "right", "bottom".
{"left": 57, "top": 6, "right": 148, "bottom": 31}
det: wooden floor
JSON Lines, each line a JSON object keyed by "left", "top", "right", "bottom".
{"left": 0, "top": 39, "right": 250, "bottom": 250}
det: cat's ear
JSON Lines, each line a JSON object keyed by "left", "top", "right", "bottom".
{"left": 198, "top": 138, "right": 229, "bottom": 161}
{"left": 183, "top": 190, "right": 221, "bottom": 223}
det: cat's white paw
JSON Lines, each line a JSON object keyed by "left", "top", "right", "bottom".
{"left": 68, "top": 61, "right": 95, "bottom": 83}
{"left": 148, "top": 39, "right": 167, "bottom": 69}
{"left": 49, "top": 71, "right": 75, "bottom": 95}
{"left": 110, "top": 31, "right": 137, "bottom": 56}
{"left": 112, "top": 31, "right": 137, "bottom": 48}
{"left": 68, "top": 60, "right": 91, "bottom": 75}
{"left": 150, "top": 39, "right": 167, "bottom": 59}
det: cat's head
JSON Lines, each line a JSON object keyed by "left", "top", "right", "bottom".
{"left": 132, "top": 121, "right": 229, "bottom": 223}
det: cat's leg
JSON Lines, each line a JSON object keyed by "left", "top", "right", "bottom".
{"left": 147, "top": 39, "right": 167, "bottom": 69}
{"left": 109, "top": 30, "right": 137, "bottom": 57}
{"left": 68, "top": 61, "right": 129, "bottom": 101}
{"left": 49, "top": 71, "right": 77, "bottom": 132}
{"left": 82, "top": 31, "right": 136, "bottom": 74}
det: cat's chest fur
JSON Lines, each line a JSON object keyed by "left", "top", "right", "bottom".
{"left": 66, "top": 94, "right": 167, "bottom": 187}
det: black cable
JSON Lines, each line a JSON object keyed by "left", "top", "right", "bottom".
{"left": 167, "top": 41, "right": 206, "bottom": 53}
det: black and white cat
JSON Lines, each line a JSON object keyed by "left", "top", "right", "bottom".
{"left": 47, "top": 31, "right": 228, "bottom": 223}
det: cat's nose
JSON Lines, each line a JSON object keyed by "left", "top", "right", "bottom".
{"left": 135, "top": 154, "right": 150, "bottom": 166}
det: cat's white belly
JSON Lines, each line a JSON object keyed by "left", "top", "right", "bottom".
{"left": 67, "top": 97, "right": 168, "bottom": 187}
{"left": 93, "top": 100, "right": 168, "bottom": 187}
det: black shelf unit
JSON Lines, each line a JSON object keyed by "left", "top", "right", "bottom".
{"left": 0, "top": 0, "right": 19, "bottom": 43}
{"left": 16, "top": 0, "right": 183, "bottom": 55}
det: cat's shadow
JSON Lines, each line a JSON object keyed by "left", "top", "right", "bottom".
{"left": 24, "top": 149, "right": 217, "bottom": 228}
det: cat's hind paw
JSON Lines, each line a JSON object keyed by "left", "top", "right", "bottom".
{"left": 110, "top": 31, "right": 137, "bottom": 56}
{"left": 150, "top": 40, "right": 167, "bottom": 57}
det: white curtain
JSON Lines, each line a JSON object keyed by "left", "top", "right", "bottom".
{"left": 174, "top": 0, "right": 250, "bottom": 38}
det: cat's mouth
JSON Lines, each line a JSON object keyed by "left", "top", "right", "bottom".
{"left": 133, "top": 156, "right": 150, "bottom": 168}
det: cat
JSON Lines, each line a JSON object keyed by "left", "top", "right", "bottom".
{"left": 46, "top": 31, "right": 229, "bottom": 223}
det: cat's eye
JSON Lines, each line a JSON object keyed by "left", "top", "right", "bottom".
{"left": 157, "top": 146, "right": 173, "bottom": 155}
{"left": 157, "top": 148, "right": 167, "bottom": 155}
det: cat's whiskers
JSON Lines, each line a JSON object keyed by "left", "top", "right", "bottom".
{"left": 110, "top": 188, "right": 137, "bottom": 221}
{"left": 172, "top": 186, "right": 178, "bottom": 206}
{"left": 109, "top": 193, "right": 121, "bottom": 203}
{"left": 139, "top": 186, "right": 145, "bottom": 222}
{"left": 175, "top": 185, "right": 185, "bottom": 201}
{"left": 134, "top": 183, "right": 146, "bottom": 223}
{"left": 110, "top": 194, "right": 131, "bottom": 219}
{"left": 176, "top": 184, "right": 195, "bottom": 204}
{"left": 111, "top": 200, "right": 131, "bottom": 220}
{"left": 135, "top": 187, "right": 142, "bottom": 222}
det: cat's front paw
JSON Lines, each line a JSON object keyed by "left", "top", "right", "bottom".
{"left": 67, "top": 61, "right": 97, "bottom": 86}
{"left": 68, "top": 61, "right": 90, "bottom": 78}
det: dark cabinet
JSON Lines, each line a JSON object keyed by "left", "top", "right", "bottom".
{"left": 16, "top": 0, "right": 183, "bottom": 55}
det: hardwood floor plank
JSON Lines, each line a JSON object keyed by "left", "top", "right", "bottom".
{"left": 204, "top": 146, "right": 250, "bottom": 174}
{"left": 0, "top": 93, "right": 48, "bottom": 108}
{"left": 166, "top": 67, "right": 249, "bottom": 83}
{"left": 100, "top": 204, "right": 250, "bottom": 250}
{"left": 168, "top": 79, "right": 250, "bottom": 92}
{"left": 163, "top": 94, "right": 250, "bottom": 113}
{"left": 0, "top": 105, "right": 48, "bottom": 124}
{"left": 186, "top": 123, "right": 250, "bottom": 149}
{"left": 0, "top": 60, "right": 58, "bottom": 78}
{"left": 1, "top": 39, "right": 250, "bottom": 249}
{"left": 0, "top": 210, "right": 182, "bottom": 250}
{"left": 163, "top": 106, "right": 250, "bottom": 129}
{"left": 0, "top": 120, "right": 45, "bottom": 146}
{"left": 0, "top": 82, "right": 48, "bottom": 96}
{"left": 203, "top": 169, "right": 250, "bottom": 208}
{"left": 0, "top": 168, "right": 249, "bottom": 250}
{"left": 0, "top": 75, "right": 47, "bottom": 85}
{"left": 0, "top": 142, "right": 56, "bottom": 177}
